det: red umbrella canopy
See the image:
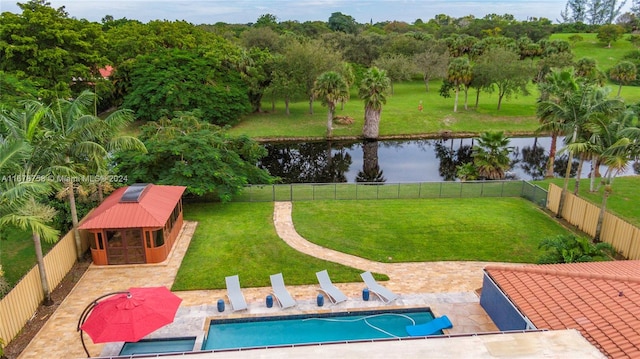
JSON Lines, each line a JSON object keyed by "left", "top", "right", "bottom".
{"left": 80, "top": 287, "right": 182, "bottom": 343}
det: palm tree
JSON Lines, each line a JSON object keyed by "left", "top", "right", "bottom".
{"left": 338, "top": 62, "right": 355, "bottom": 110}
{"left": 592, "top": 120, "right": 639, "bottom": 241}
{"left": 0, "top": 139, "right": 59, "bottom": 304}
{"left": 359, "top": 67, "right": 391, "bottom": 140}
{"left": 471, "top": 131, "right": 512, "bottom": 180}
{"left": 536, "top": 69, "right": 577, "bottom": 179}
{"left": 313, "top": 71, "right": 349, "bottom": 138}
{"left": 447, "top": 57, "right": 472, "bottom": 112}
{"left": 537, "top": 69, "right": 624, "bottom": 214}
{"left": 0, "top": 198, "right": 58, "bottom": 304}
{"left": 609, "top": 61, "right": 637, "bottom": 97}
{"left": 42, "top": 91, "right": 146, "bottom": 259}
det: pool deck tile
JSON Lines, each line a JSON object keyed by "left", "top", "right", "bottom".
{"left": 19, "top": 202, "right": 512, "bottom": 359}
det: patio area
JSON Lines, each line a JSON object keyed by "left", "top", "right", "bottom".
{"left": 20, "top": 202, "right": 504, "bottom": 358}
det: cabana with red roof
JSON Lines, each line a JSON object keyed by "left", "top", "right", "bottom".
{"left": 79, "top": 184, "right": 186, "bottom": 265}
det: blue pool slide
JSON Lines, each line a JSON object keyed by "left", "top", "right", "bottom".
{"left": 405, "top": 315, "right": 453, "bottom": 336}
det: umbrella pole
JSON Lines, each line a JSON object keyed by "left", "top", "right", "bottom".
{"left": 77, "top": 291, "right": 129, "bottom": 358}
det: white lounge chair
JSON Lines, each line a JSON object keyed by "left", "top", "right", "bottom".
{"left": 225, "top": 275, "right": 248, "bottom": 311}
{"left": 315, "top": 270, "right": 348, "bottom": 304}
{"left": 269, "top": 273, "right": 297, "bottom": 309}
{"left": 360, "top": 271, "right": 399, "bottom": 304}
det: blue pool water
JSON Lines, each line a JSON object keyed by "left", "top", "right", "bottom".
{"left": 119, "top": 337, "right": 196, "bottom": 355}
{"left": 202, "top": 308, "right": 437, "bottom": 350}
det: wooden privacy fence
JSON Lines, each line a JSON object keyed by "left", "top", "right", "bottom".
{"left": 547, "top": 183, "right": 640, "bottom": 260}
{"left": 0, "top": 229, "right": 90, "bottom": 344}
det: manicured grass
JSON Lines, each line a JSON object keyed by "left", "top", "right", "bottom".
{"left": 533, "top": 175, "right": 640, "bottom": 227}
{"left": 173, "top": 197, "right": 572, "bottom": 291}
{"left": 229, "top": 79, "right": 640, "bottom": 140}
{"left": 550, "top": 33, "right": 637, "bottom": 73}
{"left": 228, "top": 80, "right": 543, "bottom": 139}
{"left": 171, "top": 202, "right": 365, "bottom": 291}
{"left": 292, "top": 198, "right": 573, "bottom": 264}
{"left": 0, "top": 226, "right": 56, "bottom": 287}
{"left": 228, "top": 33, "right": 640, "bottom": 140}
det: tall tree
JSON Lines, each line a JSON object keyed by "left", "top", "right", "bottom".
{"left": 36, "top": 91, "right": 146, "bottom": 259}
{"left": 561, "top": 0, "right": 589, "bottom": 23}
{"left": 268, "top": 54, "right": 304, "bottom": 115}
{"left": 476, "top": 48, "right": 532, "bottom": 110}
{"left": 313, "top": 71, "right": 349, "bottom": 137}
{"left": 123, "top": 47, "right": 250, "bottom": 125}
{"left": 0, "top": 0, "right": 106, "bottom": 101}
{"left": 281, "top": 40, "right": 343, "bottom": 115}
{"left": 593, "top": 114, "right": 640, "bottom": 240}
{"left": 413, "top": 42, "right": 450, "bottom": 92}
{"left": 372, "top": 54, "right": 415, "bottom": 95}
{"left": 574, "top": 57, "right": 606, "bottom": 85}
{"left": 328, "top": 12, "right": 359, "bottom": 34}
{"left": 597, "top": 24, "right": 626, "bottom": 47}
{"left": 446, "top": 57, "right": 473, "bottom": 112}
{"left": 0, "top": 140, "right": 59, "bottom": 304}
{"left": 537, "top": 69, "right": 624, "bottom": 215}
{"left": 359, "top": 67, "right": 391, "bottom": 140}
{"left": 114, "top": 114, "right": 272, "bottom": 201}
{"left": 609, "top": 61, "right": 637, "bottom": 96}
{"left": 338, "top": 62, "right": 355, "bottom": 110}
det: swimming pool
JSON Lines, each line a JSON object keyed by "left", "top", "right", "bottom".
{"left": 119, "top": 337, "right": 196, "bottom": 355}
{"left": 202, "top": 307, "right": 439, "bottom": 350}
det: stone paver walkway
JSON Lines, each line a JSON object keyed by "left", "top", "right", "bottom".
{"left": 17, "top": 202, "right": 499, "bottom": 359}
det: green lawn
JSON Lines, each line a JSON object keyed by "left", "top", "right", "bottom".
{"left": 550, "top": 32, "right": 637, "bottom": 73}
{"left": 292, "top": 198, "right": 571, "bottom": 263}
{"left": 0, "top": 226, "right": 56, "bottom": 287}
{"left": 172, "top": 202, "right": 364, "bottom": 291}
{"left": 172, "top": 197, "right": 575, "bottom": 290}
{"left": 228, "top": 80, "right": 544, "bottom": 139}
{"left": 227, "top": 33, "right": 640, "bottom": 140}
{"left": 229, "top": 79, "right": 640, "bottom": 140}
{"left": 533, "top": 175, "right": 640, "bottom": 227}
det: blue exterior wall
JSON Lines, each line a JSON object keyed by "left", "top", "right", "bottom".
{"left": 479, "top": 273, "right": 529, "bottom": 331}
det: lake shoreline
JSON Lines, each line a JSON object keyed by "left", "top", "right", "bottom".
{"left": 253, "top": 130, "right": 548, "bottom": 143}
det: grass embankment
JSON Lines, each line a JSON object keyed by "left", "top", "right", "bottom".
{"left": 172, "top": 197, "right": 574, "bottom": 290}
{"left": 230, "top": 78, "right": 640, "bottom": 140}
{"left": 229, "top": 33, "right": 640, "bottom": 141}
{"left": 550, "top": 33, "right": 637, "bottom": 73}
{"left": 533, "top": 176, "right": 640, "bottom": 227}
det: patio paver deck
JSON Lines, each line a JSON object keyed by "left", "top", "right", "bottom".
{"left": 17, "top": 201, "right": 500, "bottom": 359}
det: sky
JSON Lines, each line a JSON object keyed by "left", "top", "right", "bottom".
{"left": 1, "top": 0, "right": 624, "bottom": 25}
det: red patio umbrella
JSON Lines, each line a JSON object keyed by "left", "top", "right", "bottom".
{"left": 78, "top": 287, "right": 182, "bottom": 356}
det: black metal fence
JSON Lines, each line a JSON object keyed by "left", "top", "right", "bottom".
{"left": 234, "top": 180, "right": 548, "bottom": 207}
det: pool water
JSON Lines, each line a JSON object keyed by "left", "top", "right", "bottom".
{"left": 203, "top": 308, "right": 437, "bottom": 350}
{"left": 119, "top": 337, "right": 196, "bottom": 355}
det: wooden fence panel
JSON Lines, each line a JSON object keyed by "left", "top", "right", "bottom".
{"left": 0, "top": 229, "right": 82, "bottom": 344}
{"left": 627, "top": 227, "right": 640, "bottom": 260}
{"left": 0, "top": 268, "right": 41, "bottom": 344}
{"left": 547, "top": 183, "right": 640, "bottom": 260}
{"left": 580, "top": 203, "right": 600, "bottom": 238}
{"left": 546, "top": 184, "right": 561, "bottom": 213}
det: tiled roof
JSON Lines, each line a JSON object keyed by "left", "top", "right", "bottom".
{"left": 99, "top": 65, "right": 113, "bottom": 78}
{"left": 79, "top": 184, "right": 186, "bottom": 230}
{"left": 485, "top": 261, "right": 640, "bottom": 358}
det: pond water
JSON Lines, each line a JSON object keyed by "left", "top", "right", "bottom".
{"left": 259, "top": 137, "right": 639, "bottom": 183}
